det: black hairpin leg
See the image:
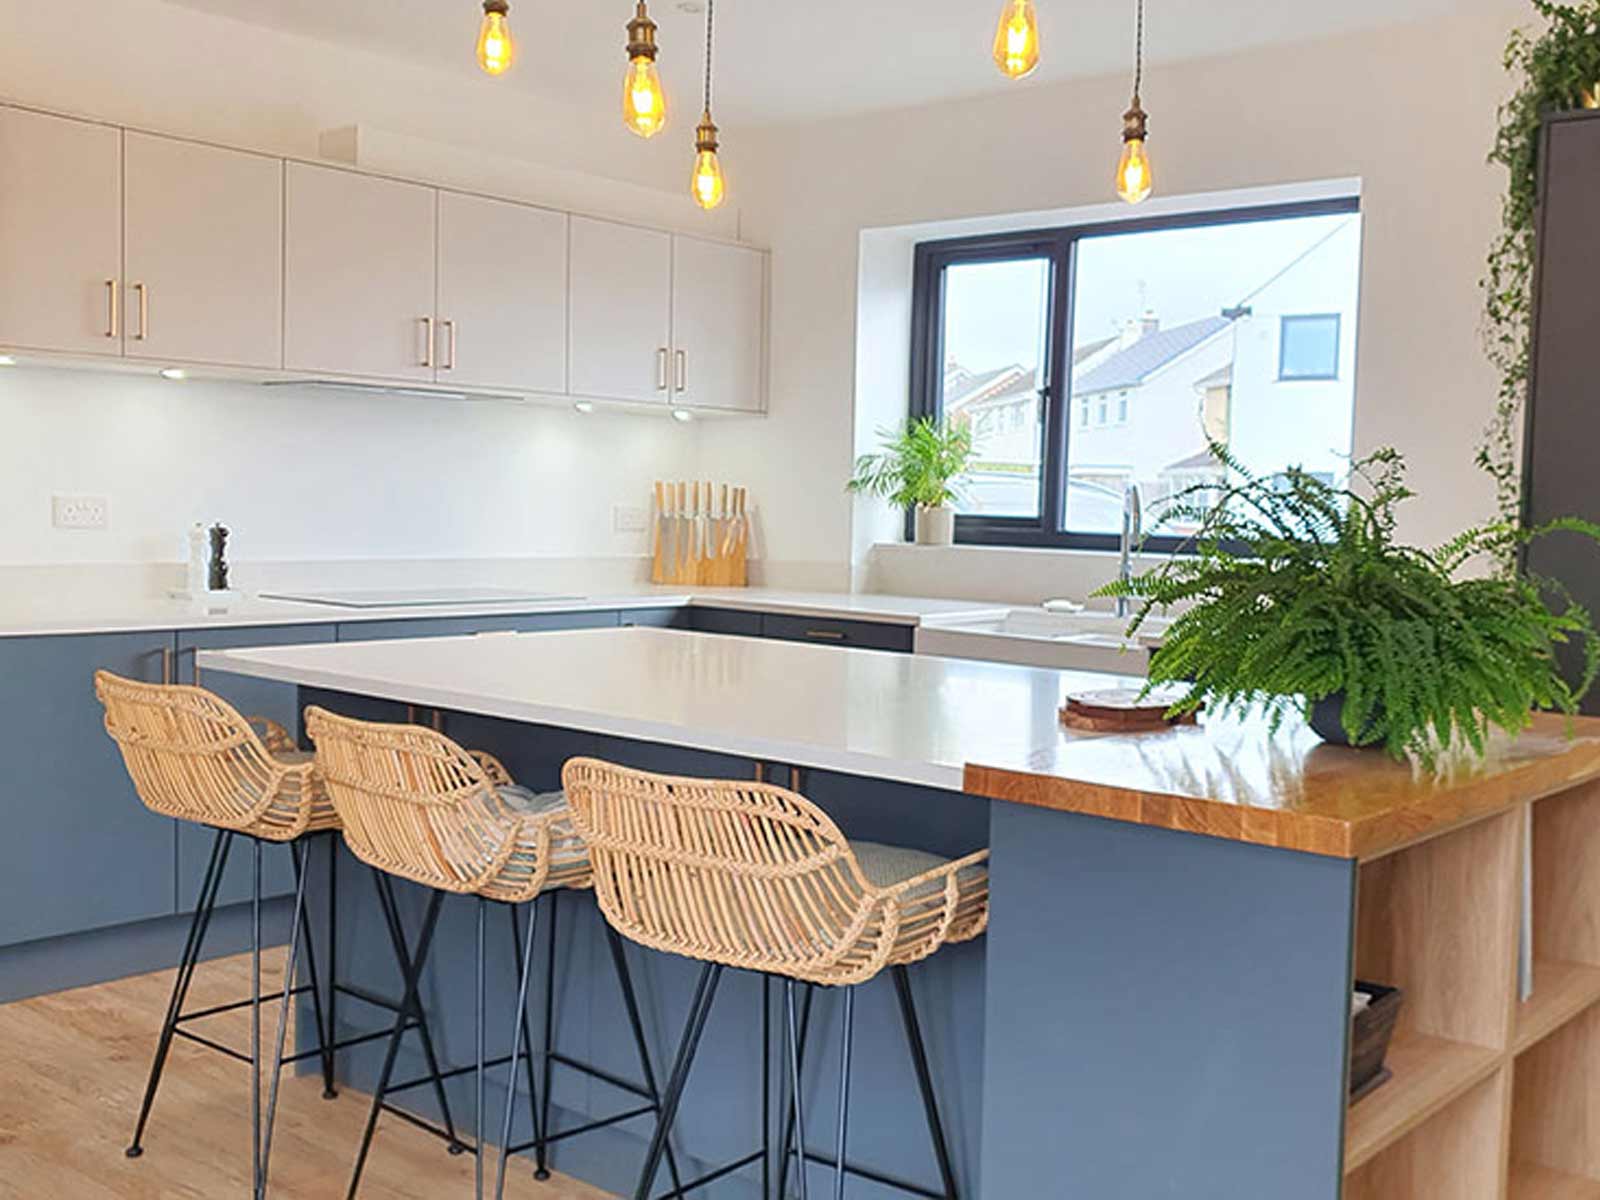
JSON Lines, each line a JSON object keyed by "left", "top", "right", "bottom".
{"left": 286, "top": 837, "right": 335, "bottom": 1101}
{"left": 892, "top": 966, "right": 958, "bottom": 1200}
{"left": 633, "top": 962, "right": 723, "bottom": 1200}
{"left": 495, "top": 898, "right": 543, "bottom": 1200}
{"left": 534, "top": 888, "right": 560, "bottom": 1180}
{"left": 783, "top": 980, "right": 811, "bottom": 1200}
{"left": 604, "top": 923, "right": 685, "bottom": 1197}
{"left": 326, "top": 831, "right": 340, "bottom": 1098}
{"left": 475, "top": 897, "right": 488, "bottom": 1200}
{"left": 345, "top": 888, "right": 446, "bottom": 1200}
{"left": 125, "top": 828, "right": 234, "bottom": 1158}
{"left": 832, "top": 987, "right": 855, "bottom": 1200}
{"left": 763, "top": 975, "right": 773, "bottom": 1200}
{"left": 250, "top": 839, "right": 264, "bottom": 1198}
{"left": 260, "top": 837, "right": 313, "bottom": 1197}
{"left": 778, "top": 983, "right": 816, "bottom": 1199}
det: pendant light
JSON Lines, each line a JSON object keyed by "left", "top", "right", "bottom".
{"left": 992, "top": 0, "right": 1040, "bottom": 80}
{"left": 1115, "top": 0, "right": 1153, "bottom": 205}
{"left": 623, "top": 1, "right": 669, "bottom": 138}
{"left": 690, "top": 0, "right": 726, "bottom": 211}
{"left": 476, "top": 0, "right": 514, "bottom": 76}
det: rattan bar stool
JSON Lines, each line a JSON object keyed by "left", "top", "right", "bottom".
{"left": 96, "top": 670, "right": 347, "bottom": 1199}
{"left": 304, "top": 707, "right": 686, "bottom": 1200}
{"left": 562, "top": 757, "right": 990, "bottom": 1200}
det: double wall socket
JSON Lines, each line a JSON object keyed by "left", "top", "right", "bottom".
{"left": 52, "top": 494, "right": 109, "bottom": 530}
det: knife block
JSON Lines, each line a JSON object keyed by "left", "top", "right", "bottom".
{"left": 651, "top": 480, "right": 749, "bottom": 587}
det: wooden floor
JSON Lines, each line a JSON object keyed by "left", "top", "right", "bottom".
{"left": 0, "top": 949, "right": 615, "bottom": 1199}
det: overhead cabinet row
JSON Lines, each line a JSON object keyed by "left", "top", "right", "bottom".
{"left": 0, "top": 105, "right": 767, "bottom": 412}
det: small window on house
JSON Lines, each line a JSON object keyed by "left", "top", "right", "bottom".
{"left": 1117, "top": 392, "right": 1129, "bottom": 423}
{"left": 1080, "top": 402, "right": 1089, "bottom": 427}
{"left": 1279, "top": 314, "right": 1341, "bottom": 381}
{"left": 1097, "top": 399, "right": 1108, "bottom": 425}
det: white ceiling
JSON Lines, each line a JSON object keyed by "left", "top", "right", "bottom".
{"left": 163, "top": 0, "right": 1477, "bottom": 126}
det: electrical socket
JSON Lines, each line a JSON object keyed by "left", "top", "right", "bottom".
{"left": 613, "top": 504, "right": 649, "bottom": 534}
{"left": 52, "top": 494, "right": 109, "bottom": 531}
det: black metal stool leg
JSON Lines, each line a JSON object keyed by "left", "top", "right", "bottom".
{"left": 346, "top": 890, "right": 445, "bottom": 1200}
{"left": 327, "top": 830, "right": 340, "bottom": 1098}
{"left": 287, "top": 838, "right": 336, "bottom": 1102}
{"left": 373, "top": 871, "right": 465, "bottom": 1154}
{"left": 495, "top": 899, "right": 542, "bottom": 1200}
{"left": 126, "top": 827, "right": 233, "bottom": 1158}
{"left": 778, "top": 983, "right": 816, "bottom": 1199}
{"left": 892, "top": 966, "right": 958, "bottom": 1200}
{"left": 832, "top": 987, "right": 855, "bottom": 1200}
{"left": 250, "top": 839, "right": 264, "bottom": 1199}
{"left": 634, "top": 962, "right": 723, "bottom": 1200}
{"left": 261, "top": 836, "right": 313, "bottom": 1198}
{"left": 604, "top": 924, "right": 686, "bottom": 1199}
{"left": 475, "top": 897, "right": 488, "bottom": 1200}
{"left": 783, "top": 980, "right": 811, "bottom": 1200}
{"left": 763, "top": 975, "right": 773, "bottom": 1200}
{"left": 534, "top": 888, "right": 559, "bottom": 1180}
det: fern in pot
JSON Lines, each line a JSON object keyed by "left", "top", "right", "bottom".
{"left": 848, "top": 417, "right": 974, "bottom": 546}
{"left": 1098, "top": 445, "right": 1600, "bottom": 767}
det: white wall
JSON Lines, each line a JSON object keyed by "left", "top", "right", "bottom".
{"left": 703, "top": 1, "right": 1527, "bottom": 597}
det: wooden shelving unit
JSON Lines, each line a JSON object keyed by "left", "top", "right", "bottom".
{"left": 1344, "top": 780, "right": 1600, "bottom": 1197}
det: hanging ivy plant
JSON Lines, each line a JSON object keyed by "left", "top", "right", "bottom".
{"left": 1481, "top": 1, "right": 1600, "bottom": 535}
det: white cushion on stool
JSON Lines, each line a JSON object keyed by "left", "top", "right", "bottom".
{"left": 496, "top": 785, "right": 569, "bottom": 816}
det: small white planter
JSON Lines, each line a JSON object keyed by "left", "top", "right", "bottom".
{"left": 915, "top": 505, "right": 956, "bottom": 547}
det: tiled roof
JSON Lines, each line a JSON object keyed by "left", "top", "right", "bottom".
{"left": 1193, "top": 363, "right": 1233, "bottom": 390}
{"left": 1073, "top": 316, "right": 1233, "bottom": 396}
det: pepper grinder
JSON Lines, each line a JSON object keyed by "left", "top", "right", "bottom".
{"left": 207, "top": 524, "right": 230, "bottom": 593}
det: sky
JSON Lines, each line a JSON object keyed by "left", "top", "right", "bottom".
{"left": 941, "top": 212, "right": 1360, "bottom": 376}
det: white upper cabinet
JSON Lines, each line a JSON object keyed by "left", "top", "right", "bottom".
{"left": 670, "top": 236, "right": 767, "bottom": 413}
{"left": 437, "top": 192, "right": 567, "bottom": 395}
{"left": 0, "top": 108, "right": 122, "bottom": 356}
{"left": 569, "top": 216, "right": 672, "bottom": 404}
{"left": 123, "top": 133, "right": 283, "bottom": 370}
{"left": 284, "top": 162, "right": 437, "bottom": 382}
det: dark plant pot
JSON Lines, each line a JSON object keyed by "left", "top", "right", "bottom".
{"left": 1309, "top": 694, "right": 1381, "bottom": 747}
{"left": 1350, "top": 982, "right": 1404, "bottom": 1103}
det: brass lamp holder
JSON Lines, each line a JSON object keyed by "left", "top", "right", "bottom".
{"left": 627, "top": 1, "right": 660, "bottom": 62}
{"left": 1122, "top": 95, "right": 1149, "bottom": 144}
{"left": 695, "top": 111, "right": 720, "bottom": 154}
{"left": 483, "top": 0, "right": 509, "bottom": 17}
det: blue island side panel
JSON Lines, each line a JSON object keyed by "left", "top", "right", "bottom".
{"left": 981, "top": 800, "right": 1357, "bottom": 1199}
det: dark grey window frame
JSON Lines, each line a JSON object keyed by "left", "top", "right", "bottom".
{"left": 1277, "top": 313, "right": 1343, "bottom": 382}
{"left": 907, "top": 195, "right": 1361, "bottom": 552}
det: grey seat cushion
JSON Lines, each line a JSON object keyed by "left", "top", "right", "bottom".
{"left": 496, "top": 785, "right": 569, "bottom": 816}
{"left": 850, "top": 840, "right": 949, "bottom": 890}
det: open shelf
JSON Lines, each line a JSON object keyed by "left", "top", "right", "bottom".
{"left": 1345, "top": 1032, "right": 1501, "bottom": 1171}
{"left": 1509, "top": 1162, "right": 1600, "bottom": 1200}
{"left": 1346, "top": 1069, "right": 1509, "bottom": 1200}
{"left": 1515, "top": 959, "right": 1600, "bottom": 1054}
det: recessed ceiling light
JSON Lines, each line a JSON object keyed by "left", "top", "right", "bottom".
{"left": 159, "top": 368, "right": 188, "bottom": 381}
{"left": 0, "top": 355, "right": 15, "bottom": 367}
{"left": 671, "top": 408, "right": 694, "bottom": 423}
{"left": 574, "top": 400, "right": 596, "bottom": 414}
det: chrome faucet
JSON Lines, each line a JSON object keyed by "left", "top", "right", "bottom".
{"left": 1116, "top": 483, "right": 1143, "bottom": 619}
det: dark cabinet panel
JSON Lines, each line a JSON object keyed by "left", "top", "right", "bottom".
{"left": 337, "top": 610, "right": 621, "bottom": 642}
{"left": 760, "top": 613, "right": 915, "bottom": 654}
{"left": 686, "top": 607, "right": 764, "bottom": 637}
{"left": 0, "top": 632, "right": 178, "bottom": 946}
{"left": 618, "top": 607, "right": 689, "bottom": 629}
{"left": 1525, "top": 112, "right": 1600, "bottom": 711}
{"left": 176, "top": 624, "right": 338, "bottom": 909}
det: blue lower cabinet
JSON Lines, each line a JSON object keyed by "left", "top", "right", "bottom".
{"left": 686, "top": 606, "right": 764, "bottom": 637}
{"left": 176, "top": 623, "right": 338, "bottom": 910}
{"left": 0, "top": 632, "right": 179, "bottom": 947}
{"left": 760, "top": 613, "right": 915, "bottom": 654}
{"left": 337, "top": 610, "right": 621, "bottom": 642}
{"left": 618, "top": 606, "right": 689, "bottom": 628}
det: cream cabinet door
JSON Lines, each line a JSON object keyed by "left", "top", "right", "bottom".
{"left": 437, "top": 192, "right": 567, "bottom": 395}
{"left": 0, "top": 108, "right": 122, "bottom": 356}
{"left": 284, "top": 162, "right": 437, "bottom": 382}
{"left": 569, "top": 216, "right": 672, "bottom": 404}
{"left": 670, "top": 237, "right": 767, "bottom": 413}
{"left": 124, "top": 133, "right": 283, "bottom": 370}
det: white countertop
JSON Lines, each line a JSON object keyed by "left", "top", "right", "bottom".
{"left": 0, "top": 587, "right": 1010, "bottom": 639}
{"left": 197, "top": 627, "right": 1130, "bottom": 791}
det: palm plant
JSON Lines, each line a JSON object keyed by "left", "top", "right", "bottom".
{"left": 847, "top": 418, "right": 974, "bottom": 510}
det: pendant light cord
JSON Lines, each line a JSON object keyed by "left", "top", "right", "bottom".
{"left": 703, "top": 0, "right": 716, "bottom": 114}
{"left": 1132, "top": 0, "right": 1144, "bottom": 99}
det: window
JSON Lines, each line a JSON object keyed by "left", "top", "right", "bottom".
{"left": 1279, "top": 314, "right": 1341, "bottom": 380}
{"left": 909, "top": 197, "right": 1362, "bottom": 550}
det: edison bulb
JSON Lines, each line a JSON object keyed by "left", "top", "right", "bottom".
{"left": 477, "top": 4, "right": 514, "bottom": 76}
{"left": 1117, "top": 137, "right": 1153, "bottom": 204}
{"left": 992, "top": 0, "right": 1040, "bottom": 80}
{"left": 623, "top": 57, "right": 668, "bottom": 137}
{"left": 692, "top": 149, "right": 725, "bottom": 210}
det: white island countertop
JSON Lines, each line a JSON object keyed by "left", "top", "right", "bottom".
{"left": 198, "top": 626, "right": 1131, "bottom": 791}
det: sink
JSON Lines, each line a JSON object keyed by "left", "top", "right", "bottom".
{"left": 914, "top": 607, "right": 1168, "bottom": 674}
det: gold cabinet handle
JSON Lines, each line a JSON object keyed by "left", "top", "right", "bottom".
{"left": 420, "top": 316, "right": 435, "bottom": 368}
{"left": 161, "top": 646, "right": 174, "bottom": 684}
{"left": 105, "top": 279, "right": 120, "bottom": 339}
{"left": 804, "top": 629, "right": 847, "bottom": 641}
{"left": 656, "top": 347, "right": 670, "bottom": 391}
{"left": 675, "top": 349, "right": 687, "bottom": 392}
{"left": 441, "top": 319, "right": 457, "bottom": 370}
{"left": 133, "top": 283, "right": 148, "bottom": 341}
